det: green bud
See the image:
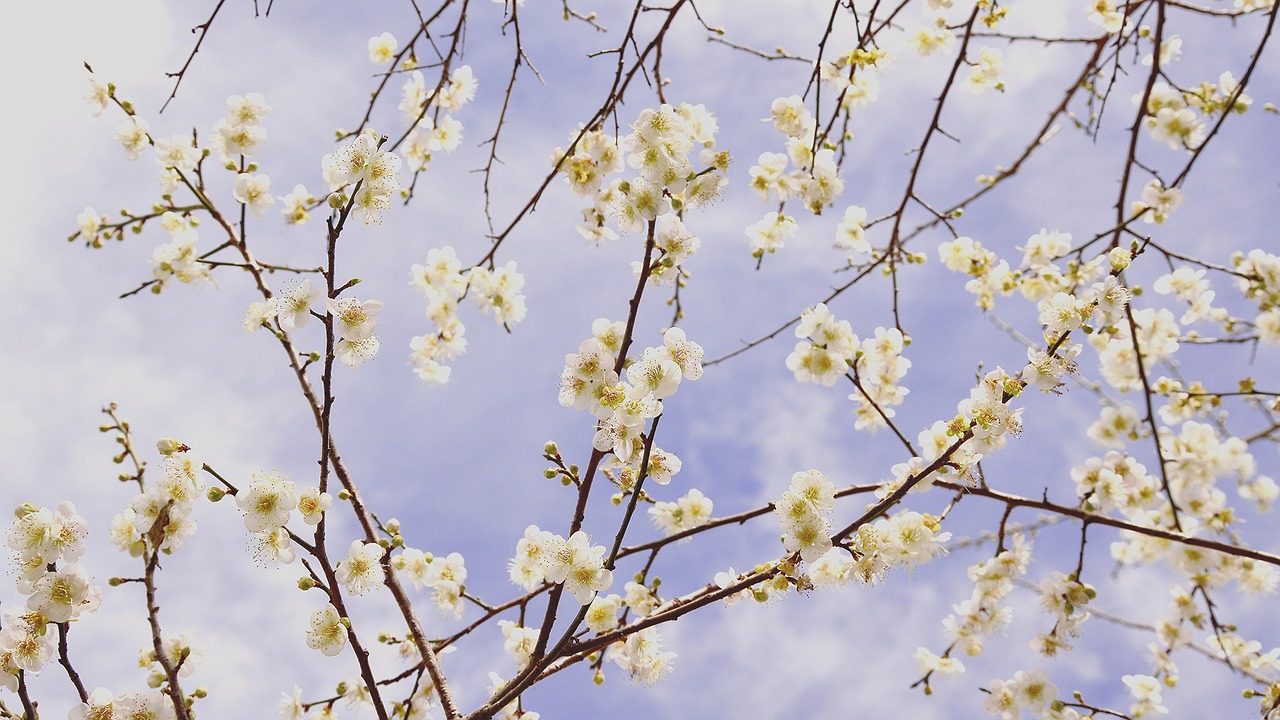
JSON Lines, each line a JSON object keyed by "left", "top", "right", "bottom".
{"left": 207, "top": 487, "right": 225, "bottom": 502}
{"left": 298, "top": 577, "right": 315, "bottom": 591}
{"left": 544, "top": 441, "right": 558, "bottom": 455}
{"left": 544, "top": 468, "right": 558, "bottom": 479}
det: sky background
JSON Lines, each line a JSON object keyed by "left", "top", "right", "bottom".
{"left": 2, "top": 1, "right": 1278, "bottom": 718}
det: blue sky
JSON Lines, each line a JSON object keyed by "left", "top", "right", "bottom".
{"left": 2, "top": 0, "right": 1279, "bottom": 718}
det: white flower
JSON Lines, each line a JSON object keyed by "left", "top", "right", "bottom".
{"left": 277, "top": 687, "right": 305, "bottom": 720}
{"left": 251, "top": 526, "right": 296, "bottom": 566}
{"left": 226, "top": 93, "right": 271, "bottom": 125}
{"left": 84, "top": 78, "right": 109, "bottom": 116}
{"left": 70, "top": 687, "right": 116, "bottom": 720}
{"left": 327, "top": 297, "right": 383, "bottom": 341}
{"left": 609, "top": 627, "right": 675, "bottom": 685}
{"left": 585, "top": 593, "right": 623, "bottom": 634}
{"left": 368, "top": 32, "right": 398, "bottom": 65}
{"left": 279, "top": 184, "right": 314, "bottom": 225}
{"left": 297, "top": 487, "right": 332, "bottom": 525}
{"left": 626, "top": 347, "right": 682, "bottom": 399}
{"left": 27, "top": 564, "right": 93, "bottom": 622}
{"left": 235, "top": 471, "right": 298, "bottom": 533}
{"left": 498, "top": 620, "right": 539, "bottom": 669}
{"left": 8, "top": 507, "right": 57, "bottom": 561}
{"left": 115, "top": 117, "right": 150, "bottom": 160}
{"left": 154, "top": 135, "right": 200, "bottom": 172}
{"left": 962, "top": 48, "right": 1003, "bottom": 95}
{"left": 336, "top": 336, "right": 381, "bottom": 368}
{"left": 746, "top": 211, "right": 797, "bottom": 257}
{"left": 233, "top": 173, "right": 275, "bottom": 218}
{"left": 509, "top": 525, "right": 555, "bottom": 590}
{"left": 335, "top": 540, "right": 386, "bottom": 595}
{"left": 114, "top": 691, "right": 177, "bottom": 720}
{"left": 213, "top": 118, "right": 267, "bottom": 158}
{"left": 243, "top": 300, "right": 276, "bottom": 333}
{"left": 274, "top": 280, "right": 324, "bottom": 332}
{"left": 541, "top": 531, "right": 613, "bottom": 605}
{"left": 661, "top": 327, "right": 704, "bottom": 380}
{"left": 306, "top": 603, "right": 348, "bottom": 656}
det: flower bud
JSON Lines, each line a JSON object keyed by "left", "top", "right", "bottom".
{"left": 156, "top": 436, "right": 181, "bottom": 456}
{"left": 1108, "top": 247, "right": 1132, "bottom": 272}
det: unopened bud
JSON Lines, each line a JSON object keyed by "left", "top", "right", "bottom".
{"left": 1108, "top": 247, "right": 1132, "bottom": 272}
{"left": 156, "top": 436, "right": 181, "bottom": 455}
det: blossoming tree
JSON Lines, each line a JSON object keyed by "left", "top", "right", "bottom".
{"left": 6, "top": 0, "right": 1280, "bottom": 719}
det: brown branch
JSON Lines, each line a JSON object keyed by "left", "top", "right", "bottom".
{"left": 161, "top": 0, "right": 228, "bottom": 113}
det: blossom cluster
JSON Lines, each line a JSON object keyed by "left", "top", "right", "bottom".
{"left": 74, "top": 688, "right": 179, "bottom": 720}
{"left": 149, "top": 212, "right": 212, "bottom": 291}
{"left": 937, "top": 536, "right": 1031, "bottom": 661}
{"left": 1033, "top": 572, "right": 1096, "bottom": 657}
{"left": 212, "top": 92, "right": 270, "bottom": 164}
{"left": 322, "top": 130, "right": 403, "bottom": 224}
{"left": 1138, "top": 71, "right": 1250, "bottom": 152}
{"left": 801, "top": 509, "right": 952, "bottom": 595}
{"left": 394, "top": 547, "right": 469, "bottom": 618}
{"left": 111, "top": 443, "right": 205, "bottom": 555}
{"left": 1233, "top": 249, "right": 1280, "bottom": 345}
{"left": 399, "top": 65, "right": 476, "bottom": 172}
{"left": 556, "top": 103, "right": 728, "bottom": 246}
{"left": 558, "top": 323, "right": 702, "bottom": 482}
{"left": 408, "top": 246, "right": 528, "bottom": 383}
{"left": 773, "top": 469, "right": 839, "bottom": 562}
{"left": 982, "top": 668, "right": 1058, "bottom": 719}
{"left": 244, "top": 279, "right": 386, "bottom": 368}
{"left": 234, "top": 470, "right": 331, "bottom": 566}
{"left": 607, "top": 627, "right": 677, "bottom": 686}
{"left": 786, "top": 303, "right": 912, "bottom": 431}
{"left": 648, "top": 488, "right": 713, "bottom": 537}
{"left": 507, "top": 527, "right": 612, "bottom": 605}
{"left": 2, "top": 503, "right": 97, "bottom": 690}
